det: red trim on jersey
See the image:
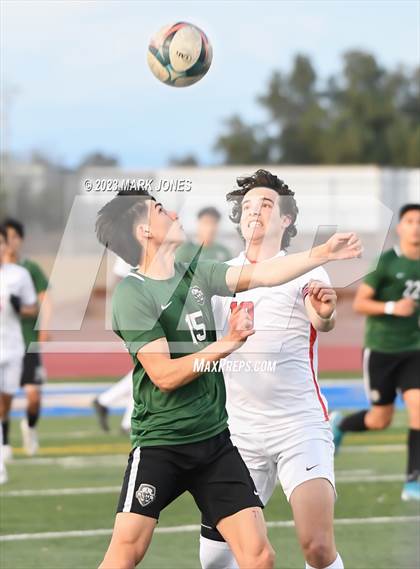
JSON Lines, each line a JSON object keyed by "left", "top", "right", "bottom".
{"left": 309, "top": 324, "right": 329, "bottom": 421}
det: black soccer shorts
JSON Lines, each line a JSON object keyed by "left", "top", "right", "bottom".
{"left": 363, "top": 349, "right": 420, "bottom": 406}
{"left": 117, "top": 428, "right": 263, "bottom": 528}
{"left": 20, "top": 352, "right": 46, "bottom": 387}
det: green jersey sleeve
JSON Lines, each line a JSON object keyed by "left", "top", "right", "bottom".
{"left": 194, "top": 261, "right": 232, "bottom": 297}
{"left": 112, "top": 278, "right": 165, "bottom": 355}
{"left": 364, "top": 254, "right": 387, "bottom": 291}
{"left": 22, "top": 260, "right": 48, "bottom": 294}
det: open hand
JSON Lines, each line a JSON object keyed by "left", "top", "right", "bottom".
{"left": 324, "top": 233, "right": 363, "bottom": 261}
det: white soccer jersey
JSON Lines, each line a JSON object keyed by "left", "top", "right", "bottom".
{"left": 212, "top": 250, "right": 331, "bottom": 438}
{"left": 113, "top": 256, "right": 132, "bottom": 279}
{"left": 0, "top": 263, "right": 37, "bottom": 363}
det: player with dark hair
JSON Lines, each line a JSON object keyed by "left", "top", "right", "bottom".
{"left": 200, "top": 169, "right": 343, "bottom": 569}
{"left": 3, "top": 217, "right": 51, "bottom": 456}
{"left": 176, "top": 206, "right": 231, "bottom": 263}
{"left": 227, "top": 168, "right": 299, "bottom": 249}
{"left": 95, "top": 188, "right": 361, "bottom": 568}
{"left": 0, "top": 225, "right": 37, "bottom": 482}
{"left": 331, "top": 203, "right": 420, "bottom": 502}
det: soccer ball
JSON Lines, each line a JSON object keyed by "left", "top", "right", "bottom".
{"left": 147, "top": 22, "right": 212, "bottom": 87}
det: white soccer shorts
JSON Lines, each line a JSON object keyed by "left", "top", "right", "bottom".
{"left": 0, "top": 358, "right": 23, "bottom": 395}
{"left": 230, "top": 427, "right": 336, "bottom": 503}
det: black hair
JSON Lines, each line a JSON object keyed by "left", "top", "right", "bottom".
{"left": 0, "top": 225, "right": 7, "bottom": 242}
{"left": 2, "top": 217, "right": 25, "bottom": 239}
{"left": 197, "top": 207, "right": 221, "bottom": 221}
{"left": 95, "top": 189, "right": 155, "bottom": 266}
{"left": 399, "top": 203, "right": 420, "bottom": 220}
{"left": 226, "top": 169, "right": 298, "bottom": 249}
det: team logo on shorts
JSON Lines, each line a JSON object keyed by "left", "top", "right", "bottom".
{"left": 136, "top": 483, "right": 156, "bottom": 507}
{"left": 191, "top": 286, "right": 205, "bottom": 305}
{"left": 370, "top": 389, "right": 381, "bottom": 403}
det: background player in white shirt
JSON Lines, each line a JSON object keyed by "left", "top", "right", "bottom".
{"left": 200, "top": 170, "right": 343, "bottom": 569}
{"left": 93, "top": 255, "right": 134, "bottom": 434}
{"left": 0, "top": 226, "right": 37, "bottom": 483}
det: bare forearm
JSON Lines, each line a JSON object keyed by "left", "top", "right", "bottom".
{"left": 310, "top": 312, "right": 336, "bottom": 332}
{"left": 228, "top": 245, "right": 328, "bottom": 292}
{"left": 353, "top": 298, "right": 387, "bottom": 316}
{"left": 39, "top": 293, "right": 52, "bottom": 333}
{"left": 143, "top": 338, "right": 240, "bottom": 392}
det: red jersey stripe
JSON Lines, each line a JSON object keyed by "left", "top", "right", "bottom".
{"left": 309, "top": 324, "right": 329, "bottom": 421}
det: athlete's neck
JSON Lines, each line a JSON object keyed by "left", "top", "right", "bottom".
{"left": 244, "top": 236, "right": 283, "bottom": 263}
{"left": 400, "top": 241, "right": 420, "bottom": 261}
{"left": 137, "top": 244, "right": 177, "bottom": 279}
{"left": 3, "top": 251, "right": 18, "bottom": 264}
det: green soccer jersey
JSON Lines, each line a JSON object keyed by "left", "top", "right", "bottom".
{"left": 112, "top": 259, "right": 233, "bottom": 448}
{"left": 20, "top": 259, "right": 48, "bottom": 348}
{"left": 364, "top": 248, "right": 420, "bottom": 353}
{"left": 175, "top": 241, "right": 232, "bottom": 264}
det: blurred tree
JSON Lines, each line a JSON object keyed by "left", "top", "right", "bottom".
{"left": 78, "top": 152, "right": 119, "bottom": 169}
{"left": 214, "top": 52, "right": 420, "bottom": 166}
{"left": 168, "top": 154, "right": 199, "bottom": 166}
{"left": 214, "top": 115, "right": 272, "bottom": 164}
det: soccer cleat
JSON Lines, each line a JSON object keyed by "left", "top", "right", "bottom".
{"left": 93, "top": 398, "right": 110, "bottom": 432}
{"left": 401, "top": 480, "right": 420, "bottom": 501}
{"left": 329, "top": 411, "right": 344, "bottom": 454}
{"left": 1, "top": 445, "right": 13, "bottom": 463}
{"left": 20, "top": 418, "right": 39, "bottom": 456}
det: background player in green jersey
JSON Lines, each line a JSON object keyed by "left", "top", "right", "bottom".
{"left": 331, "top": 204, "right": 420, "bottom": 501}
{"left": 176, "top": 206, "right": 232, "bottom": 263}
{"left": 3, "top": 218, "right": 51, "bottom": 456}
{"left": 95, "top": 188, "right": 361, "bottom": 569}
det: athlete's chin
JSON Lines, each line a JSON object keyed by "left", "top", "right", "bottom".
{"left": 243, "top": 228, "right": 266, "bottom": 242}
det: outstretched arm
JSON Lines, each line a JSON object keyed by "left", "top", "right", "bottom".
{"left": 137, "top": 306, "right": 254, "bottom": 392}
{"left": 225, "top": 233, "right": 362, "bottom": 293}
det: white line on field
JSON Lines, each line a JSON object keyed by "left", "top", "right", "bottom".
{"left": 341, "top": 445, "right": 405, "bottom": 453}
{"left": 1, "top": 486, "right": 120, "bottom": 497}
{"left": 10, "top": 455, "right": 128, "bottom": 467}
{"left": 1, "top": 517, "right": 419, "bottom": 542}
{"left": 9, "top": 445, "right": 406, "bottom": 467}
{"left": 0, "top": 474, "right": 407, "bottom": 498}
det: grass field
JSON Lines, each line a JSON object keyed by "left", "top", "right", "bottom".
{"left": 1, "top": 403, "right": 419, "bottom": 568}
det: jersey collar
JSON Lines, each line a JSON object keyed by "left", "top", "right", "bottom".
{"left": 237, "top": 249, "right": 286, "bottom": 265}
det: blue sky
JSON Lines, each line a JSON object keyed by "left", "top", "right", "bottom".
{"left": 1, "top": 0, "right": 419, "bottom": 168}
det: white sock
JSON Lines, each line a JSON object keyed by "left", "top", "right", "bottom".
{"left": 199, "top": 536, "right": 239, "bottom": 569}
{"left": 306, "top": 552, "right": 344, "bottom": 569}
{"left": 98, "top": 372, "right": 132, "bottom": 407}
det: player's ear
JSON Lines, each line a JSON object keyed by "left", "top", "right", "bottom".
{"left": 135, "top": 223, "right": 152, "bottom": 242}
{"left": 280, "top": 214, "right": 292, "bottom": 228}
